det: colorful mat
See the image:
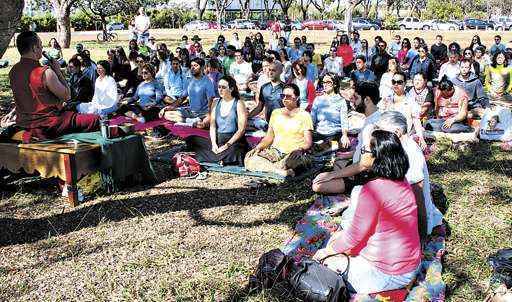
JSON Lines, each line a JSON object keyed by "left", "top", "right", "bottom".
{"left": 281, "top": 194, "right": 446, "bottom": 302}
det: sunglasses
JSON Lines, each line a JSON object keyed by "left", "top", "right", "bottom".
{"left": 391, "top": 79, "right": 405, "bottom": 85}
{"left": 323, "top": 80, "right": 333, "bottom": 84}
{"left": 136, "top": 60, "right": 144, "bottom": 63}
{"left": 378, "top": 44, "right": 386, "bottom": 48}
{"left": 361, "top": 146, "right": 372, "bottom": 155}
{"left": 280, "top": 93, "right": 296, "bottom": 100}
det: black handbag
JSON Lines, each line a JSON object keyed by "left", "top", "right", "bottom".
{"left": 289, "top": 253, "right": 351, "bottom": 302}
{"left": 249, "top": 249, "right": 293, "bottom": 291}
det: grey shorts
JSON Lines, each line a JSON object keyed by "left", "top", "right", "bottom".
{"left": 176, "top": 107, "right": 207, "bottom": 119}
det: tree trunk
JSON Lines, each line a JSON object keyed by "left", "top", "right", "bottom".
{"left": 196, "top": 0, "right": 207, "bottom": 20}
{"left": 56, "top": 5, "right": 72, "bottom": 48}
{"left": 0, "top": 0, "right": 24, "bottom": 59}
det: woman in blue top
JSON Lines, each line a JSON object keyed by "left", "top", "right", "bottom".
{"left": 310, "top": 73, "right": 351, "bottom": 149}
{"left": 118, "top": 63, "right": 164, "bottom": 123}
{"left": 186, "top": 76, "right": 248, "bottom": 166}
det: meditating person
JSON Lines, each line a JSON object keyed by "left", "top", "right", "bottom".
{"left": 302, "top": 51, "right": 318, "bottom": 86}
{"left": 379, "top": 71, "right": 427, "bottom": 149}
{"left": 9, "top": 31, "right": 99, "bottom": 140}
{"left": 312, "top": 81, "right": 381, "bottom": 194}
{"left": 406, "top": 72, "right": 434, "bottom": 120}
{"left": 248, "top": 61, "right": 284, "bottom": 131}
{"left": 336, "top": 34, "right": 354, "bottom": 75}
{"left": 229, "top": 49, "right": 254, "bottom": 92}
{"left": 322, "top": 46, "right": 344, "bottom": 78}
{"left": 310, "top": 73, "right": 351, "bottom": 148}
{"left": 425, "top": 76, "right": 472, "bottom": 133}
{"left": 484, "top": 51, "right": 512, "bottom": 103}
{"left": 163, "top": 57, "right": 189, "bottom": 106}
{"left": 430, "top": 34, "right": 448, "bottom": 68}
{"left": 371, "top": 40, "right": 391, "bottom": 81}
{"left": 379, "top": 58, "right": 400, "bottom": 100}
{"left": 313, "top": 130, "right": 421, "bottom": 295}
{"left": 373, "top": 111, "right": 443, "bottom": 239}
{"left": 43, "top": 38, "right": 66, "bottom": 67}
{"left": 245, "top": 83, "right": 313, "bottom": 177}
{"left": 67, "top": 57, "right": 94, "bottom": 104}
{"left": 118, "top": 63, "right": 163, "bottom": 123}
{"left": 351, "top": 55, "right": 376, "bottom": 83}
{"left": 289, "top": 62, "right": 315, "bottom": 111}
{"left": 452, "top": 58, "right": 489, "bottom": 118}
{"left": 77, "top": 60, "right": 118, "bottom": 117}
{"left": 160, "top": 58, "right": 215, "bottom": 128}
{"left": 408, "top": 45, "right": 436, "bottom": 82}
{"left": 438, "top": 51, "right": 461, "bottom": 81}
{"left": 186, "top": 76, "right": 248, "bottom": 166}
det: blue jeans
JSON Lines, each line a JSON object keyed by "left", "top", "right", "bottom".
{"left": 425, "top": 118, "right": 473, "bottom": 133}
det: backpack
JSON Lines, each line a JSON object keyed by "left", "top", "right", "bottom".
{"left": 171, "top": 152, "right": 201, "bottom": 178}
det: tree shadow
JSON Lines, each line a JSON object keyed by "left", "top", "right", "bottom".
{"left": 0, "top": 179, "right": 314, "bottom": 247}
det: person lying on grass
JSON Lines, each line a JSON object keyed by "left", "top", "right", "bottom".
{"left": 244, "top": 83, "right": 313, "bottom": 177}
{"left": 313, "top": 130, "right": 421, "bottom": 295}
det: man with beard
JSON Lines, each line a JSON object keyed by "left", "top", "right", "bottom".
{"left": 312, "top": 81, "right": 381, "bottom": 194}
{"left": 452, "top": 58, "right": 489, "bottom": 118}
{"left": 160, "top": 58, "right": 215, "bottom": 128}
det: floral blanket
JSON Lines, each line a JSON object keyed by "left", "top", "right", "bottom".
{"left": 281, "top": 195, "right": 446, "bottom": 302}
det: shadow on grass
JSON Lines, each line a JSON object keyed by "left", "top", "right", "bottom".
{"left": 0, "top": 179, "right": 314, "bottom": 247}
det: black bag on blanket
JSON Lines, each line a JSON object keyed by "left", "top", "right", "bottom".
{"left": 289, "top": 253, "right": 350, "bottom": 302}
{"left": 488, "top": 248, "right": 512, "bottom": 288}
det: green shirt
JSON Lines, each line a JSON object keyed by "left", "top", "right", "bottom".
{"left": 222, "top": 56, "right": 235, "bottom": 76}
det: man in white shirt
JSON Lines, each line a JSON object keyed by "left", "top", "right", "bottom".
{"left": 229, "top": 32, "right": 241, "bottom": 49}
{"left": 134, "top": 7, "right": 150, "bottom": 44}
{"left": 229, "top": 49, "right": 254, "bottom": 91}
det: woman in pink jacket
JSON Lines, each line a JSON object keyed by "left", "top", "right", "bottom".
{"left": 313, "top": 130, "right": 421, "bottom": 294}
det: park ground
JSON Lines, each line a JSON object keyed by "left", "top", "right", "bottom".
{"left": 0, "top": 29, "right": 511, "bottom": 301}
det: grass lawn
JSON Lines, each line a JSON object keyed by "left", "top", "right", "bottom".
{"left": 1, "top": 32, "right": 512, "bottom": 301}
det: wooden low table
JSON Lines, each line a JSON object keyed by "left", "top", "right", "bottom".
{"left": 0, "top": 141, "right": 101, "bottom": 206}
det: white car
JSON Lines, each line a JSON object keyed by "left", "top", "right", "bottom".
{"left": 398, "top": 17, "right": 431, "bottom": 30}
{"left": 183, "top": 21, "right": 209, "bottom": 31}
{"left": 430, "top": 20, "right": 459, "bottom": 31}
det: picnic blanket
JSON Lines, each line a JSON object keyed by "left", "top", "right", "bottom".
{"left": 108, "top": 116, "right": 263, "bottom": 147}
{"left": 281, "top": 194, "right": 446, "bottom": 302}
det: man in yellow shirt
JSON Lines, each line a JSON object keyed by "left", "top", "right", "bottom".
{"left": 245, "top": 83, "right": 313, "bottom": 176}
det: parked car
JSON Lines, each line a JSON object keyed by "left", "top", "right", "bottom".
{"left": 183, "top": 20, "right": 209, "bottom": 31}
{"left": 106, "top": 22, "right": 125, "bottom": 31}
{"left": 397, "top": 17, "right": 428, "bottom": 30}
{"left": 291, "top": 20, "right": 303, "bottom": 30}
{"left": 352, "top": 18, "right": 380, "bottom": 30}
{"left": 493, "top": 16, "right": 512, "bottom": 31}
{"left": 463, "top": 18, "right": 493, "bottom": 30}
{"left": 302, "top": 20, "right": 329, "bottom": 30}
{"left": 251, "top": 20, "right": 267, "bottom": 30}
{"left": 227, "top": 19, "right": 257, "bottom": 29}
{"left": 355, "top": 17, "right": 381, "bottom": 29}
{"left": 325, "top": 20, "right": 344, "bottom": 31}
{"left": 430, "top": 20, "right": 459, "bottom": 31}
{"left": 449, "top": 20, "right": 465, "bottom": 30}
{"left": 207, "top": 22, "right": 224, "bottom": 30}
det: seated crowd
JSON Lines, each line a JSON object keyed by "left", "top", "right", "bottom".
{"left": 6, "top": 29, "right": 512, "bottom": 295}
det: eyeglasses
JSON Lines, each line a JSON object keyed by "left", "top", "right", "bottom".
{"left": 280, "top": 93, "right": 296, "bottom": 100}
{"left": 218, "top": 84, "right": 229, "bottom": 90}
{"left": 323, "top": 80, "right": 333, "bottom": 85}
{"left": 391, "top": 79, "right": 405, "bottom": 85}
{"left": 361, "top": 147, "right": 372, "bottom": 155}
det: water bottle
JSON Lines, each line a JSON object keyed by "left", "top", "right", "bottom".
{"left": 100, "top": 117, "right": 109, "bottom": 139}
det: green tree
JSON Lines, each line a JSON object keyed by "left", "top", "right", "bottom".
{"left": 423, "top": 0, "right": 463, "bottom": 20}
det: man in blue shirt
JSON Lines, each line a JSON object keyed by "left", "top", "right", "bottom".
{"left": 160, "top": 58, "right": 215, "bottom": 128}
{"left": 163, "top": 57, "right": 189, "bottom": 105}
{"left": 249, "top": 61, "right": 285, "bottom": 130}
{"left": 302, "top": 51, "right": 318, "bottom": 86}
{"left": 287, "top": 37, "right": 304, "bottom": 63}
{"left": 490, "top": 35, "right": 506, "bottom": 57}
{"left": 351, "top": 55, "right": 376, "bottom": 83}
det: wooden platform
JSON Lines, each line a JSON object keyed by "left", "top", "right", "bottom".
{"left": 0, "top": 141, "right": 101, "bottom": 206}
